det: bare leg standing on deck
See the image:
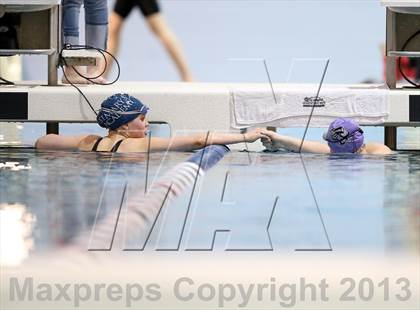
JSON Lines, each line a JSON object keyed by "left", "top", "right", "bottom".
{"left": 105, "top": 0, "right": 193, "bottom": 81}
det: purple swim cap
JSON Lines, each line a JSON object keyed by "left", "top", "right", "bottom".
{"left": 323, "top": 118, "right": 364, "bottom": 153}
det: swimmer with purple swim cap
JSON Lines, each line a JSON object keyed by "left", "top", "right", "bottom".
{"left": 261, "top": 118, "right": 392, "bottom": 155}
{"left": 322, "top": 118, "right": 365, "bottom": 153}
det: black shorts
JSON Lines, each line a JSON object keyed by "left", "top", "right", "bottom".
{"left": 114, "top": 0, "right": 160, "bottom": 19}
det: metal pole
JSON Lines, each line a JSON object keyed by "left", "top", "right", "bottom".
{"left": 46, "top": 122, "right": 59, "bottom": 134}
{"left": 385, "top": 8, "right": 397, "bottom": 89}
{"left": 48, "top": 5, "right": 59, "bottom": 86}
{"left": 385, "top": 57, "right": 396, "bottom": 89}
{"left": 384, "top": 126, "right": 397, "bottom": 150}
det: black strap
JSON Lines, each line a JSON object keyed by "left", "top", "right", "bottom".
{"left": 110, "top": 139, "right": 124, "bottom": 153}
{"left": 91, "top": 137, "right": 104, "bottom": 151}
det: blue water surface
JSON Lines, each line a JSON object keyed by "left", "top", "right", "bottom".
{"left": 1, "top": 148, "right": 418, "bottom": 256}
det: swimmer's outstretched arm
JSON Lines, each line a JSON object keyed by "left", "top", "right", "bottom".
{"left": 35, "top": 134, "right": 91, "bottom": 150}
{"left": 261, "top": 130, "right": 330, "bottom": 154}
{"left": 122, "top": 129, "right": 265, "bottom": 152}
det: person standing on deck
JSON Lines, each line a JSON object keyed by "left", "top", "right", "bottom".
{"left": 105, "top": 0, "right": 193, "bottom": 81}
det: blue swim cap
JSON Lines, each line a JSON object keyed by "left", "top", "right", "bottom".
{"left": 96, "top": 93, "right": 149, "bottom": 130}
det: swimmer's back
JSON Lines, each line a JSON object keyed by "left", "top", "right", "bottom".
{"left": 78, "top": 135, "right": 204, "bottom": 153}
{"left": 78, "top": 135, "right": 127, "bottom": 153}
{"left": 78, "top": 135, "right": 154, "bottom": 153}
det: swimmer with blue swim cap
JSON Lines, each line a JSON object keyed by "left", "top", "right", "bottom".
{"left": 36, "top": 93, "right": 266, "bottom": 152}
{"left": 97, "top": 93, "right": 149, "bottom": 132}
{"left": 93, "top": 93, "right": 151, "bottom": 148}
{"left": 261, "top": 118, "right": 391, "bottom": 155}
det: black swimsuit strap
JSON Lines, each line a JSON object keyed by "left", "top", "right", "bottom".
{"left": 91, "top": 137, "right": 104, "bottom": 152}
{"left": 110, "top": 139, "right": 124, "bottom": 153}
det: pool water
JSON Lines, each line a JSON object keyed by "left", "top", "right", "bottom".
{"left": 1, "top": 149, "right": 418, "bottom": 260}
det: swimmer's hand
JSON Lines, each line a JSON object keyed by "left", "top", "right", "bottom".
{"left": 243, "top": 128, "right": 266, "bottom": 143}
{"left": 260, "top": 130, "right": 281, "bottom": 151}
{"left": 261, "top": 137, "right": 278, "bottom": 152}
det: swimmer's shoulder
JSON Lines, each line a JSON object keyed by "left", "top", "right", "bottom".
{"left": 78, "top": 135, "right": 102, "bottom": 151}
{"left": 364, "top": 142, "right": 392, "bottom": 155}
{"left": 116, "top": 137, "right": 149, "bottom": 153}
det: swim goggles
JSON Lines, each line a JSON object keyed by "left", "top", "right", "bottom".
{"left": 98, "top": 105, "right": 149, "bottom": 115}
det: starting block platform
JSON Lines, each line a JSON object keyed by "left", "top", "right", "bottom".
{"left": 0, "top": 82, "right": 419, "bottom": 149}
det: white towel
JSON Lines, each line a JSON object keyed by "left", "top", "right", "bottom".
{"left": 230, "top": 84, "right": 389, "bottom": 128}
